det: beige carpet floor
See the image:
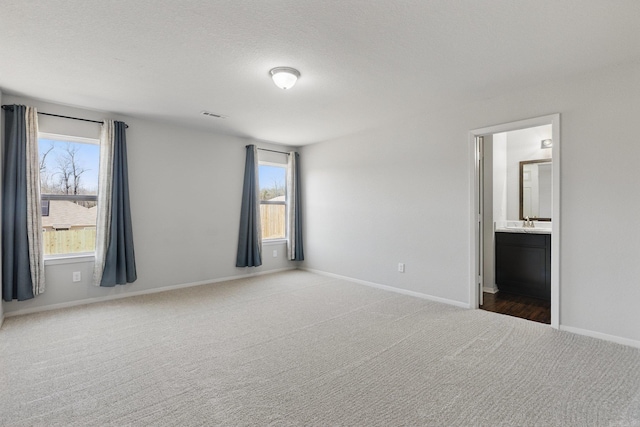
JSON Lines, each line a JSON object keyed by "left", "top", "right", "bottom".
{"left": 1, "top": 270, "right": 639, "bottom": 426}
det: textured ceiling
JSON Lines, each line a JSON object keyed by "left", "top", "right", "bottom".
{"left": 1, "top": 1, "right": 639, "bottom": 145}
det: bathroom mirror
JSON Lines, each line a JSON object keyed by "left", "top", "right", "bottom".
{"left": 520, "top": 159, "right": 552, "bottom": 221}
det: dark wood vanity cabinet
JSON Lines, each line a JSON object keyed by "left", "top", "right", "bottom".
{"left": 495, "top": 232, "right": 551, "bottom": 301}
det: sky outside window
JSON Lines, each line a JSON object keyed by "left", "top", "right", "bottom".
{"left": 259, "top": 165, "right": 286, "bottom": 201}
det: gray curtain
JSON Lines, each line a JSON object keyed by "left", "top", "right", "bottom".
{"left": 97, "top": 120, "right": 137, "bottom": 286}
{"left": 2, "top": 104, "right": 45, "bottom": 301}
{"left": 286, "top": 152, "right": 304, "bottom": 261}
{"left": 236, "top": 145, "right": 262, "bottom": 267}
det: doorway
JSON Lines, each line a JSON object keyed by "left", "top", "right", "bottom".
{"left": 469, "top": 115, "right": 560, "bottom": 328}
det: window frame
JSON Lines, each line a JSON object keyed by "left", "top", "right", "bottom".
{"left": 38, "top": 132, "right": 100, "bottom": 260}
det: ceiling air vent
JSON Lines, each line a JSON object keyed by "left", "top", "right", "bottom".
{"left": 200, "top": 110, "right": 226, "bottom": 119}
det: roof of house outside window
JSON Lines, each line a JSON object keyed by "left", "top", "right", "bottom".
{"left": 41, "top": 200, "right": 96, "bottom": 228}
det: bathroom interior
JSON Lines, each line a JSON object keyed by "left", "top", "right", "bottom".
{"left": 480, "top": 124, "right": 552, "bottom": 324}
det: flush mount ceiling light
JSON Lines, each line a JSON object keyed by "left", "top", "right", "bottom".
{"left": 270, "top": 67, "right": 300, "bottom": 90}
{"left": 541, "top": 139, "right": 553, "bottom": 149}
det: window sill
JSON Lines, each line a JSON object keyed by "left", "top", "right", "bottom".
{"left": 44, "top": 253, "right": 96, "bottom": 266}
{"left": 262, "top": 239, "right": 287, "bottom": 246}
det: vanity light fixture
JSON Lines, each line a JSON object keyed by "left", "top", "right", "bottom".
{"left": 541, "top": 139, "right": 553, "bottom": 149}
{"left": 270, "top": 67, "right": 300, "bottom": 90}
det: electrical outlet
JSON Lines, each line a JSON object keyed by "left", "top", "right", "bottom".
{"left": 72, "top": 271, "right": 81, "bottom": 282}
{"left": 398, "top": 263, "right": 405, "bottom": 273}
{"left": 273, "top": 249, "right": 278, "bottom": 258}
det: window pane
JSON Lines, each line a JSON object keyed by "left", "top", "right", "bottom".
{"left": 39, "top": 139, "right": 99, "bottom": 196}
{"left": 259, "top": 164, "right": 286, "bottom": 240}
{"left": 260, "top": 204, "right": 285, "bottom": 239}
{"left": 43, "top": 225, "right": 96, "bottom": 255}
{"left": 39, "top": 138, "right": 99, "bottom": 255}
{"left": 259, "top": 165, "right": 286, "bottom": 201}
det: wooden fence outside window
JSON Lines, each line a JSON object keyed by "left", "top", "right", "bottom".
{"left": 42, "top": 229, "right": 96, "bottom": 255}
{"left": 260, "top": 204, "right": 285, "bottom": 240}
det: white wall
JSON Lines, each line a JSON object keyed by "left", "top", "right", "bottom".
{"left": 2, "top": 95, "right": 298, "bottom": 315}
{"left": 301, "top": 60, "right": 640, "bottom": 345}
{"left": 301, "top": 113, "right": 472, "bottom": 304}
{"left": 505, "top": 126, "right": 552, "bottom": 220}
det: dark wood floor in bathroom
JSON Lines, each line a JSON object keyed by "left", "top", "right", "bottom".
{"left": 481, "top": 291, "right": 551, "bottom": 324}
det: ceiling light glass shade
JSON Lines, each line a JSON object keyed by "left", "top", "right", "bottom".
{"left": 270, "top": 67, "right": 300, "bottom": 90}
{"left": 541, "top": 139, "right": 553, "bottom": 148}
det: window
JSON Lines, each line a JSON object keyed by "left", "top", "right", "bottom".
{"left": 38, "top": 133, "right": 100, "bottom": 256}
{"left": 259, "top": 163, "right": 286, "bottom": 240}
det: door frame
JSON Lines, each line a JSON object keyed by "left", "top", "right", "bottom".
{"left": 469, "top": 114, "right": 560, "bottom": 328}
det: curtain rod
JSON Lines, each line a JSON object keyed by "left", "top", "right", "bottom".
{"left": 250, "top": 146, "right": 291, "bottom": 155}
{"left": 1, "top": 105, "right": 129, "bottom": 128}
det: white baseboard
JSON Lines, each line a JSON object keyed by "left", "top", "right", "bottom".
{"left": 559, "top": 325, "right": 640, "bottom": 350}
{"left": 302, "top": 269, "right": 640, "bottom": 349}
{"left": 302, "top": 268, "right": 470, "bottom": 309}
{"left": 3, "top": 267, "right": 297, "bottom": 318}
{"left": 483, "top": 286, "right": 499, "bottom": 294}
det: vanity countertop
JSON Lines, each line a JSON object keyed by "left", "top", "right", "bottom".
{"left": 495, "top": 227, "right": 551, "bottom": 234}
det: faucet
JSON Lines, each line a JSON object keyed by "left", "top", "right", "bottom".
{"left": 524, "top": 216, "right": 535, "bottom": 228}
